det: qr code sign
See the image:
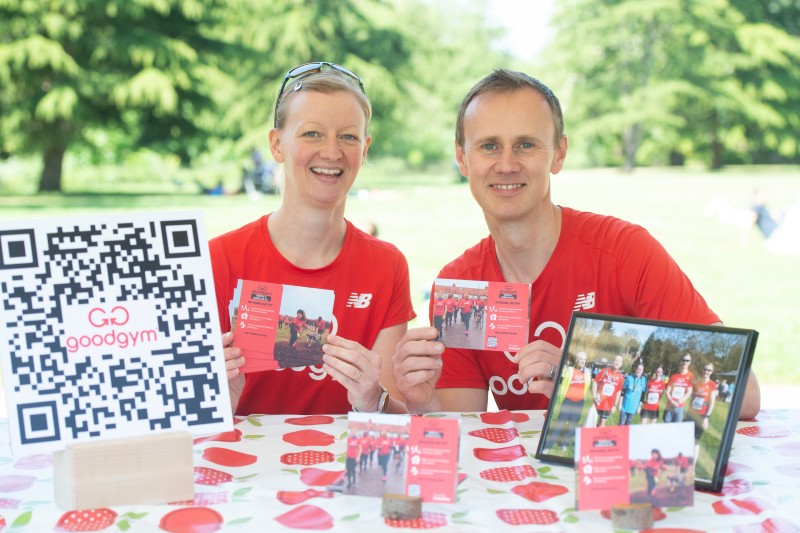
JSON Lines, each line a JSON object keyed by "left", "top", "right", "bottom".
{"left": 0, "top": 211, "right": 231, "bottom": 454}
{"left": 486, "top": 336, "right": 498, "bottom": 349}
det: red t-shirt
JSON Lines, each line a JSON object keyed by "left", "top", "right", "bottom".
{"left": 460, "top": 299, "right": 473, "bottom": 313}
{"left": 594, "top": 368, "right": 623, "bottom": 411}
{"left": 433, "top": 300, "right": 445, "bottom": 316}
{"left": 434, "top": 207, "right": 719, "bottom": 411}
{"left": 667, "top": 371, "right": 695, "bottom": 407}
{"left": 564, "top": 367, "right": 589, "bottom": 403}
{"left": 346, "top": 437, "right": 360, "bottom": 459}
{"left": 690, "top": 380, "right": 717, "bottom": 416}
{"left": 210, "top": 215, "right": 415, "bottom": 415}
{"left": 642, "top": 378, "right": 666, "bottom": 411}
{"left": 444, "top": 298, "right": 456, "bottom": 312}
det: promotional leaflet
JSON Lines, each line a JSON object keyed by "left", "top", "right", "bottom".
{"left": 230, "top": 280, "right": 334, "bottom": 372}
{"left": 575, "top": 422, "right": 694, "bottom": 511}
{"left": 431, "top": 278, "right": 530, "bottom": 352}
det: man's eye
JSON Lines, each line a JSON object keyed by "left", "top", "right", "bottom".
{"left": 481, "top": 143, "right": 497, "bottom": 151}
{"left": 519, "top": 142, "right": 533, "bottom": 149}
{"left": 341, "top": 134, "right": 359, "bottom": 141}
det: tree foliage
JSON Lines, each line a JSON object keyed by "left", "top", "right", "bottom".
{"left": 542, "top": 0, "right": 800, "bottom": 170}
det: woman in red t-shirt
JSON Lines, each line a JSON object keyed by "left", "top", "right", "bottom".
{"left": 644, "top": 449, "right": 666, "bottom": 498}
{"left": 288, "top": 309, "right": 308, "bottom": 347}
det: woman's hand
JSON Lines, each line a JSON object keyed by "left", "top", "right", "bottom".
{"left": 391, "top": 327, "right": 444, "bottom": 413}
{"left": 322, "top": 334, "right": 383, "bottom": 412}
{"left": 222, "top": 331, "right": 245, "bottom": 413}
{"left": 513, "top": 339, "right": 563, "bottom": 398}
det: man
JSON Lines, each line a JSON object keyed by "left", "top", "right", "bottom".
{"left": 546, "top": 351, "right": 591, "bottom": 451}
{"left": 640, "top": 366, "right": 666, "bottom": 424}
{"left": 688, "top": 362, "right": 718, "bottom": 466}
{"left": 592, "top": 355, "right": 625, "bottom": 427}
{"left": 664, "top": 353, "right": 695, "bottom": 423}
{"left": 391, "top": 69, "right": 760, "bottom": 418}
{"left": 618, "top": 362, "right": 647, "bottom": 425}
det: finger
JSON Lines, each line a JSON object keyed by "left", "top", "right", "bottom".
{"left": 222, "top": 331, "right": 234, "bottom": 347}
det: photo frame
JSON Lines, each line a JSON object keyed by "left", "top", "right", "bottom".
{"left": 536, "top": 312, "right": 758, "bottom": 492}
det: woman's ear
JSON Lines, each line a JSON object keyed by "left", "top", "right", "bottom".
{"left": 269, "top": 128, "right": 284, "bottom": 163}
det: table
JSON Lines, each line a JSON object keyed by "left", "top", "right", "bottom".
{"left": 0, "top": 409, "right": 798, "bottom": 532}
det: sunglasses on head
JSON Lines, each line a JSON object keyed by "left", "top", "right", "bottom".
{"left": 273, "top": 62, "right": 365, "bottom": 127}
{"left": 681, "top": 359, "right": 691, "bottom": 363}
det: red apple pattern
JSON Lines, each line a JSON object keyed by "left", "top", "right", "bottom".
{"left": 194, "top": 466, "right": 233, "bottom": 486}
{"left": 479, "top": 464, "right": 537, "bottom": 482}
{"left": 55, "top": 509, "right": 118, "bottom": 532}
{"left": 277, "top": 489, "right": 334, "bottom": 505}
{"left": 298, "top": 467, "right": 344, "bottom": 487}
{"left": 468, "top": 427, "right": 519, "bottom": 443}
{"left": 202, "top": 447, "right": 257, "bottom": 467}
{"left": 479, "top": 410, "right": 529, "bottom": 425}
{"left": 473, "top": 444, "right": 526, "bottom": 462}
{"left": 275, "top": 505, "right": 333, "bottom": 530}
{"left": 280, "top": 451, "right": 335, "bottom": 466}
{"left": 733, "top": 517, "right": 800, "bottom": 533}
{"left": 193, "top": 429, "right": 243, "bottom": 444}
{"left": 510, "top": 481, "right": 569, "bottom": 502}
{"left": 496, "top": 509, "right": 558, "bottom": 525}
{"left": 736, "top": 426, "right": 790, "bottom": 439}
{"left": 285, "top": 415, "right": 335, "bottom": 426}
{"left": 283, "top": 429, "right": 336, "bottom": 447}
{"left": 159, "top": 507, "right": 224, "bottom": 532}
{"left": 713, "top": 497, "right": 771, "bottom": 515}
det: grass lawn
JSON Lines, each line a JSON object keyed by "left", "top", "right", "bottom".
{"left": 1, "top": 161, "right": 799, "bottom": 391}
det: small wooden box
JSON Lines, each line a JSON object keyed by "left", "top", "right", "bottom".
{"left": 382, "top": 493, "right": 423, "bottom": 520}
{"left": 611, "top": 502, "right": 654, "bottom": 530}
{"left": 54, "top": 431, "right": 194, "bottom": 509}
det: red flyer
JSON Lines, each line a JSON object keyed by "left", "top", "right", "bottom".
{"left": 339, "top": 413, "right": 460, "bottom": 503}
{"left": 575, "top": 423, "right": 694, "bottom": 511}
{"left": 405, "top": 416, "right": 461, "bottom": 503}
{"left": 230, "top": 280, "right": 334, "bottom": 372}
{"left": 431, "top": 278, "right": 530, "bottom": 352}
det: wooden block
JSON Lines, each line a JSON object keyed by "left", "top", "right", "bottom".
{"left": 54, "top": 431, "right": 194, "bottom": 509}
{"left": 611, "top": 503, "right": 654, "bottom": 531}
{"left": 381, "top": 493, "right": 423, "bottom": 520}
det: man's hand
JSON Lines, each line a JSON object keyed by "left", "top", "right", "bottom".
{"left": 391, "top": 327, "right": 444, "bottom": 413}
{"left": 222, "top": 331, "right": 245, "bottom": 413}
{"left": 513, "top": 339, "right": 563, "bottom": 398}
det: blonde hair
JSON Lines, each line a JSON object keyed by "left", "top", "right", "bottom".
{"left": 274, "top": 70, "right": 372, "bottom": 130}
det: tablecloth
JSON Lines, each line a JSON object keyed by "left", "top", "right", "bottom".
{"left": 0, "top": 409, "right": 798, "bottom": 532}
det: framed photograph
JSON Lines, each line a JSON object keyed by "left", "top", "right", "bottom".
{"left": 536, "top": 312, "right": 758, "bottom": 492}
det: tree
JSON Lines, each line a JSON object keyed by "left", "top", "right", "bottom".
{"left": 0, "top": 0, "right": 239, "bottom": 192}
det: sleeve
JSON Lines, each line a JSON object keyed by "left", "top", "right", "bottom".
{"left": 381, "top": 247, "right": 416, "bottom": 330}
{"left": 616, "top": 227, "right": 720, "bottom": 324}
{"left": 208, "top": 237, "right": 233, "bottom": 333}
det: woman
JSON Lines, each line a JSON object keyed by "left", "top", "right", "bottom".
{"left": 644, "top": 449, "right": 666, "bottom": 498}
{"left": 210, "top": 62, "right": 416, "bottom": 415}
{"left": 547, "top": 351, "right": 591, "bottom": 452}
{"left": 288, "top": 309, "right": 307, "bottom": 347}
{"left": 640, "top": 366, "right": 666, "bottom": 424}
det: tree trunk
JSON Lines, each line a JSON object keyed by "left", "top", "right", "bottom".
{"left": 710, "top": 108, "right": 723, "bottom": 170}
{"left": 621, "top": 123, "right": 642, "bottom": 173}
{"left": 38, "top": 144, "right": 66, "bottom": 192}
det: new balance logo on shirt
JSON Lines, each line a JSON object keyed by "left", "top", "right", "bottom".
{"left": 573, "top": 292, "right": 596, "bottom": 311}
{"left": 346, "top": 293, "right": 372, "bottom": 309}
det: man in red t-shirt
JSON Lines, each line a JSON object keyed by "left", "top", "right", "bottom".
{"left": 640, "top": 366, "right": 666, "bottom": 424}
{"left": 591, "top": 355, "right": 624, "bottom": 426}
{"left": 688, "top": 362, "right": 718, "bottom": 465}
{"left": 390, "top": 69, "right": 760, "bottom": 418}
{"left": 664, "top": 353, "right": 695, "bottom": 423}
{"left": 432, "top": 295, "right": 446, "bottom": 340}
{"left": 443, "top": 295, "right": 456, "bottom": 328}
{"left": 345, "top": 434, "right": 360, "bottom": 488}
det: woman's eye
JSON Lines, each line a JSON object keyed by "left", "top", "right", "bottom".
{"left": 303, "top": 131, "right": 320, "bottom": 138}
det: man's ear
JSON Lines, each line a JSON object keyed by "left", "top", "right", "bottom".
{"left": 455, "top": 142, "right": 469, "bottom": 178}
{"left": 269, "top": 128, "right": 284, "bottom": 163}
{"left": 550, "top": 135, "right": 568, "bottom": 174}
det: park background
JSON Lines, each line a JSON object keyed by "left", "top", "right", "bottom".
{"left": 1, "top": 0, "right": 799, "bottom": 408}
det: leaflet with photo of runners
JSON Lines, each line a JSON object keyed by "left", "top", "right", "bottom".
{"left": 230, "top": 280, "right": 334, "bottom": 372}
{"left": 430, "top": 278, "right": 531, "bottom": 352}
{"left": 332, "top": 412, "right": 461, "bottom": 503}
{"left": 574, "top": 422, "right": 695, "bottom": 511}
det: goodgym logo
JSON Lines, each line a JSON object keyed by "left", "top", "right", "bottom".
{"left": 64, "top": 302, "right": 159, "bottom": 354}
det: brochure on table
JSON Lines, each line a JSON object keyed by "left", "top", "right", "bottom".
{"left": 230, "top": 280, "right": 334, "bottom": 372}
{"left": 431, "top": 278, "right": 530, "bottom": 352}
{"left": 341, "top": 412, "right": 461, "bottom": 504}
{"left": 575, "top": 422, "right": 694, "bottom": 511}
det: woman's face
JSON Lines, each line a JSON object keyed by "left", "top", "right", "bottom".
{"left": 270, "top": 90, "right": 371, "bottom": 207}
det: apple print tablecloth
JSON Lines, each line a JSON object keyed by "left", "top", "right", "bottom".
{"left": 0, "top": 409, "right": 798, "bottom": 532}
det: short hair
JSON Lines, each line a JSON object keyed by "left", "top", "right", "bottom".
{"left": 455, "top": 69, "right": 564, "bottom": 148}
{"left": 274, "top": 70, "right": 372, "bottom": 130}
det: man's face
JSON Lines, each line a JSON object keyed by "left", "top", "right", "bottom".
{"left": 680, "top": 354, "right": 692, "bottom": 371}
{"left": 635, "top": 365, "right": 644, "bottom": 377}
{"left": 455, "top": 88, "right": 567, "bottom": 225}
{"left": 614, "top": 356, "right": 623, "bottom": 369}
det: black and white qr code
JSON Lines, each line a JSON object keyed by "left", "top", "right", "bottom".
{"left": 486, "top": 336, "right": 498, "bottom": 349}
{"left": 0, "top": 212, "right": 231, "bottom": 452}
